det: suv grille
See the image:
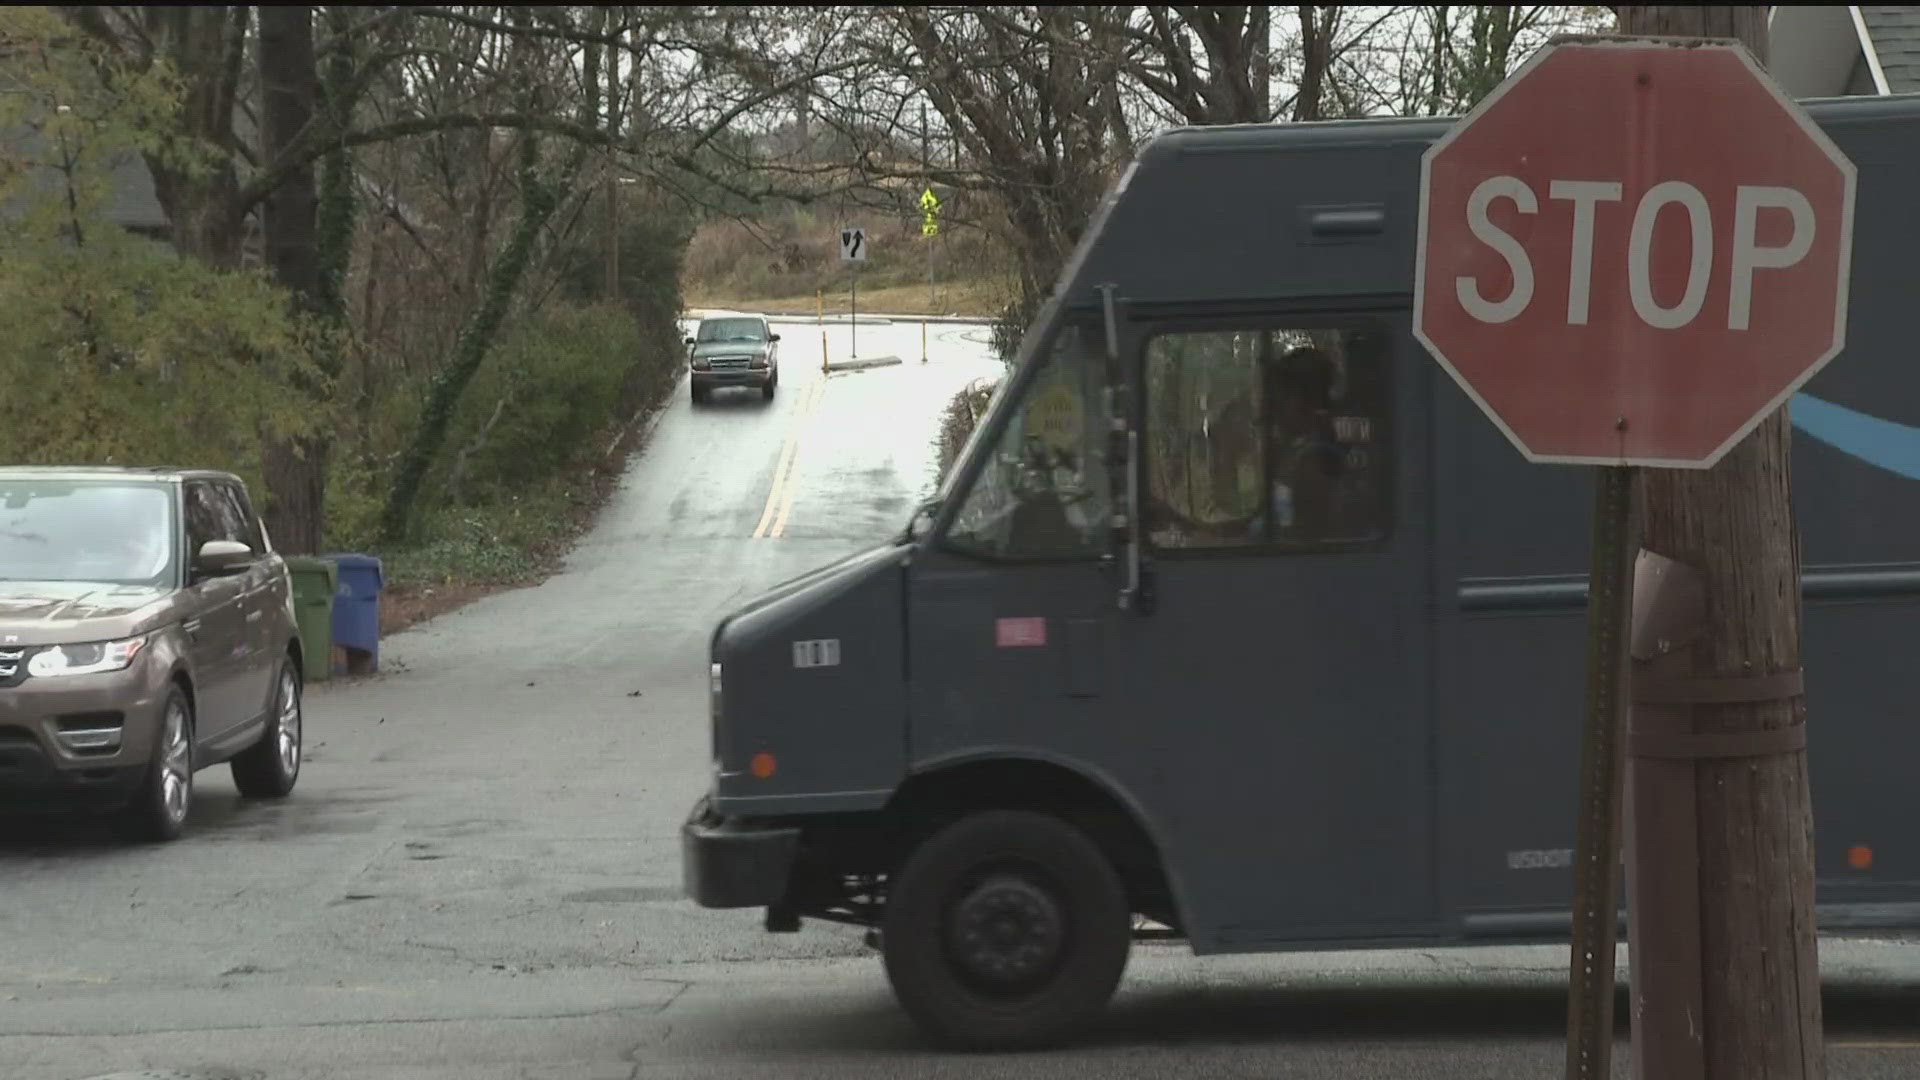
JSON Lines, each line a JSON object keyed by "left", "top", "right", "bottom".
{"left": 0, "top": 648, "right": 24, "bottom": 688}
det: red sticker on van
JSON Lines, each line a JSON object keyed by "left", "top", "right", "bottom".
{"left": 995, "top": 616, "right": 1047, "bottom": 648}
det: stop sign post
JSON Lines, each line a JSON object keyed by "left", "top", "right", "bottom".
{"left": 1414, "top": 38, "right": 1855, "bottom": 1080}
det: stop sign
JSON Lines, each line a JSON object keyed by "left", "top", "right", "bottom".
{"left": 1413, "top": 40, "right": 1856, "bottom": 467}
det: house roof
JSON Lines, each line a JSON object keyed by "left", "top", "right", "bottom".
{"left": 1772, "top": 6, "right": 1920, "bottom": 97}
{"left": 1858, "top": 6, "right": 1920, "bottom": 93}
{"left": 0, "top": 105, "right": 171, "bottom": 232}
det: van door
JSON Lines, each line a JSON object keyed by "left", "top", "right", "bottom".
{"left": 1116, "top": 311, "right": 1435, "bottom": 946}
{"left": 909, "top": 321, "right": 1131, "bottom": 773}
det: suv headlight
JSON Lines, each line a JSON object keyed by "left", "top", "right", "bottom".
{"left": 28, "top": 635, "right": 149, "bottom": 678}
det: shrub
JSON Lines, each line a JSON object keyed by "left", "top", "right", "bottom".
{"left": 935, "top": 377, "right": 1002, "bottom": 484}
{"left": 0, "top": 229, "right": 312, "bottom": 493}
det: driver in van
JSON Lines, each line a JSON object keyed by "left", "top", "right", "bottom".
{"left": 1262, "top": 344, "right": 1347, "bottom": 542}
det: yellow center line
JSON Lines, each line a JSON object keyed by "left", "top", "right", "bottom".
{"left": 752, "top": 376, "right": 825, "bottom": 539}
{"left": 751, "top": 424, "right": 802, "bottom": 539}
{"left": 770, "top": 378, "right": 826, "bottom": 538}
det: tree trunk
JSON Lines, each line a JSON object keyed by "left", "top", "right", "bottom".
{"left": 259, "top": 5, "right": 326, "bottom": 555}
{"left": 378, "top": 136, "right": 558, "bottom": 542}
{"left": 1293, "top": 6, "right": 1331, "bottom": 121}
{"left": 1615, "top": 7, "right": 1823, "bottom": 1079}
{"left": 378, "top": 8, "right": 601, "bottom": 543}
{"left": 138, "top": 5, "right": 249, "bottom": 269}
{"left": 1249, "top": 6, "right": 1271, "bottom": 121}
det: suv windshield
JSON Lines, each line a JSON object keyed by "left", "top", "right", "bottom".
{"left": 696, "top": 318, "right": 768, "bottom": 343}
{"left": 0, "top": 480, "right": 177, "bottom": 586}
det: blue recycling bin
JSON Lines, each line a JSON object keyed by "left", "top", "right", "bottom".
{"left": 326, "top": 553, "right": 384, "bottom": 676}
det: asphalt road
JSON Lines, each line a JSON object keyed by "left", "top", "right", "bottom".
{"left": 4, "top": 314, "right": 1920, "bottom": 1079}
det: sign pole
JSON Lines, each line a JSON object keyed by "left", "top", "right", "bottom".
{"left": 1565, "top": 463, "right": 1639, "bottom": 1080}
{"left": 819, "top": 288, "right": 827, "bottom": 376}
{"left": 1412, "top": 34, "right": 1851, "bottom": 1080}
{"left": 851, "top": 260, "right": 858, "bottom": 360}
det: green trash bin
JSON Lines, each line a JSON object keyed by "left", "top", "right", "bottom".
{"left": 284, "top": 556, "right": 338, "bottom": 684}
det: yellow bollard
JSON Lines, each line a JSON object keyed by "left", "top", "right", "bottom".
{"left": 922, "top": 319, "right": 928, "bottom": 363}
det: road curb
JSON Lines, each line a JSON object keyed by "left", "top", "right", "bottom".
{"left": 825, "top": 355, "right": 903, "bottom": 373}
{"left": 813, "top": 315, "right": 894, "bottom": 326}
{"left": 687, "top": 307, "right": 989, "bottom": 326}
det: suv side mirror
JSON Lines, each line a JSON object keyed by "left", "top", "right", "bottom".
{"left": 195, "top": 539, "right": 253, "bottom": 577}
{"left": 769, "top": 333, "right": 781, "bottom": 342}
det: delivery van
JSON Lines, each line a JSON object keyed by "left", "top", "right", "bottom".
{"left": 683, "top": 91, "right": 1920, "bottom": 1049}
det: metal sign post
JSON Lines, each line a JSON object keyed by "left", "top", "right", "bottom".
{"left": 921, "top": 187, "right": 939, "bottom": 364}
{"left": 840, "top": 225, "right": 866, "bottom": 361}
{"left": 1565, "top": 463, "right": 1638, "bottom": 1080}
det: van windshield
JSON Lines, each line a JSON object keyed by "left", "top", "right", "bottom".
{"left": 696, "top": 318, "right": 768, "bottom": 343}
{"left": 0, "top": 480, "right": 177, "bottom": 586}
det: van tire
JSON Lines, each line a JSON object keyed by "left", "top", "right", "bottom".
{"left": 881, "top": 810, "right": 1130, "bottom": 1050}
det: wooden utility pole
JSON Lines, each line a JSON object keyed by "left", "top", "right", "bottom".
{"left": 604, "top": 27, "right": 621, "bottom": 301}
{"left": 1613, "top": 7, "right": 1824, "bottom": 1079}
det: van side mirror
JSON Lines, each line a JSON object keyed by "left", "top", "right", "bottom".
{"left": 194, "top": 539, "right": 253, "bottom": 577}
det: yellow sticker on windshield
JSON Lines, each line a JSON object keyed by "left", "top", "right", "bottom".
{"left": 1028, "top": 381, "right": 1083, "bottom": 453}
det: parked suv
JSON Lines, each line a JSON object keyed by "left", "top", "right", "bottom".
{"left": 687, "top": 314, "right": 780, "bottom": 403}
{"left": 0, "top": 468, "right": 304, "bottom": 840}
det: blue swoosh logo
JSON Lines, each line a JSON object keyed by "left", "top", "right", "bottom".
{"left": 1793, "top": 394, "right": 1920, "bottom": 480}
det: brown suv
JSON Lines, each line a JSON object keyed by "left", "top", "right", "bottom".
{"left": 0, "top": 468, "right": 304, "bottom": 840}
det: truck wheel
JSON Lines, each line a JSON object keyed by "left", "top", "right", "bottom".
{"left": 691, "top": 383, "right": 708, "bottom": 405}
{"left": 882, "top": 810, "right": 1130, "bottom": 1049}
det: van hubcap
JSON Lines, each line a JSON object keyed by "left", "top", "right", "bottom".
{"left": 277, "top": 669, "right": 301, "bottom": 775}
{"left": 946, "top": 872, "right": 1065, "bottom": 992}
{"left": 160, "top": 703, "right": 190, "bottom": 822}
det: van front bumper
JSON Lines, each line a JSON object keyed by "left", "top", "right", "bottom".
{"left": 681, "top": 795, "right": 800, "bottom": 908}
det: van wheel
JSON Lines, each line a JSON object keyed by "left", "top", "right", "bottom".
{"left": 114, "top": 688, "right": 193, "bottom": 842}
{"left": 882, "top": 810, "right": 1130, "bottom": 1050}
{"left": 232, "top": 656, "right": 302, "bottom": 798}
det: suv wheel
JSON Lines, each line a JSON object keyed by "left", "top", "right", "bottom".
{"left": 233, "top": 656, "right": 302, "bottom": 798}
{"left": 115, "top": 687, "right": 193, "bottom": 842}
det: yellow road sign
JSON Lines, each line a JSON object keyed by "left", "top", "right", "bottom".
{"left": 919, "top": 187, "right": 940, "bottom": 212}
